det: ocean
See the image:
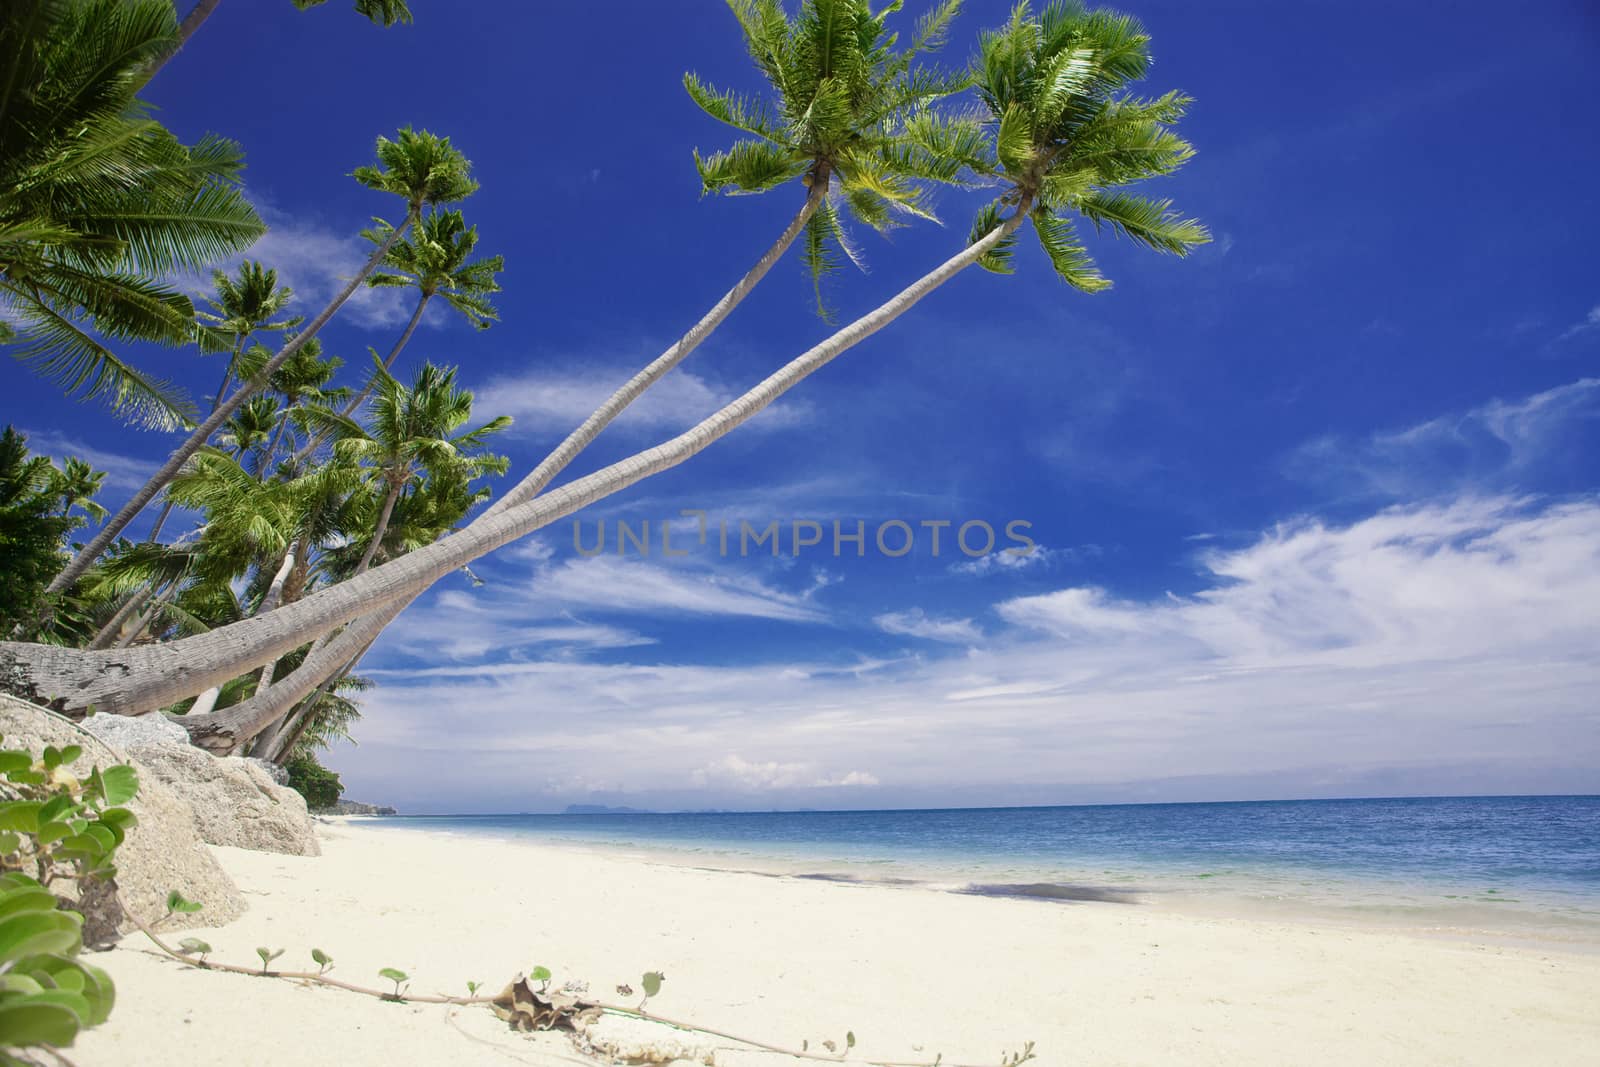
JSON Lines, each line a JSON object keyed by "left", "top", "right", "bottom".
{"left": 358, "top": 795, "right": 1600, "bottom": 946}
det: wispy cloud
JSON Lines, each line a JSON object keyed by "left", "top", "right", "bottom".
{"left": 477, "top": 365, "right": 811, "bottom": 439}
{"left": 874, "top": 609, "right": 981, "bottom": 645}
{"left": 1555, "top": 304, "right": 1600, "bottom": 345}
{"left": 1285, "top": 378, "right": 1600, "bottom": 498}
{"left": 341, "top": 493, "right": 1600, "bottom": 811}
{"left": 691, "top": 754, "right": 879, "bottom": 791}
{"left": 528, "top": 556, "right": 829, "bottom": 622}
{"left": 18, "top": 429, "right": 158, "bottom": 491}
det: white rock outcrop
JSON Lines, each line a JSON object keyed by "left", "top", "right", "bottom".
{"left": 121, "top": 743, "right": 319, "bottom": 857}
{"left": 0, "top": 696, "right": 247, "bottom": 931}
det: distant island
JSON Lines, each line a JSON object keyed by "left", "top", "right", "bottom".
{"left": 326, "top": 800, "right": 398, "bottom": 816}
{"left": 562, "top": 804, "right": 653, "bottom": 815}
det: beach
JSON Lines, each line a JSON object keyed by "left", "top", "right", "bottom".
{"left": 77, "top": 819, "right": 1600, "bottom": 1066}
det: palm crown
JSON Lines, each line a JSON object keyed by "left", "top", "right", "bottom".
{"left": 686, "top": 0, "right": 970, "bottom": 312}
{"left": 353, "top": 127, "right": 478, "bottom": 216}
{"left": 0, "top": 0, "right": 264, "bottom": 429}
{"left": 960, "top": 2, "right": 1208, "bottom": 288}
{"left": 364, "top": 210, "right": 503, "bottom": 330}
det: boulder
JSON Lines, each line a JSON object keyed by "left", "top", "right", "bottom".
{"left": 124, "top": 743, "right": 319, "bottom": 857}
{"left": 243, "top": 757, "right": 289, "bottom": 786}
{"left": 80, "top": 710, "right": 188, "bottom": 749}
{"left": 0, "top": 696, "right": 246, "bottom": 932}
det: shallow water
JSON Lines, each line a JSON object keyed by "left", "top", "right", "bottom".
{"left": 355, "top": 795, "right": 1600, "bottom": 948}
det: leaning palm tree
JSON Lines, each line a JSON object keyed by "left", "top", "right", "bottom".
{"left": 0, "top": 0, "right": 264, "bottom": 430}
{"left": 475, "top": 0, "right": 970, "bottom": 527}
{"left": 3, "top": 2, "right": 1207, "bottom": 757}
{"left": 41, "top": 126, "right": 478, "bottom": 604}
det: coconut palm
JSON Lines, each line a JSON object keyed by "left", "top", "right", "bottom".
{"left": 197, "top": 261, "right": 300, "bottom": 409}
{"left": 43, "top": 126, "right": 478, "bottom": 602}
{"left": 50, "top": 459, "right": 108, "bottom": 524}
{"left": 2, "top": 3, "right": 1207, "bottom": 755}
{"left": 332, "top": 360, "right": 511, "bottom": 576}
{"left": 333, "top": 209, "right": 502, "bottom": 418}
{"left": 475, "top": 0, "right": 971, "bottom": 528}
{"left": 0, "top": 0, "right": 264, "bottom": 430}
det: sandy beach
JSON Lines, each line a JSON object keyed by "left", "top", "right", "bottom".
{"left": 71, "top": 819, "right": 1600, "bottom": 1066}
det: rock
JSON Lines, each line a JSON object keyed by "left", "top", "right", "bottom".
{"left": 0, "top": 695, "right": 247, "bottom": 933}
{"left": 126, "top": 743, "right": 319, "bottom": 857}
{"left": 80, "top": 710, "right": 188, "bottom": 749}
{"left": 242, "top": 757, "right": 289, "bottom": 786}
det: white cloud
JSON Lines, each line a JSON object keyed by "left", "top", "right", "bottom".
{"left": 997, "top": 496, "right": 1600, "bottom": 669}
{"left": 1555, "top": 304, "right": 1600, "bottom": 344}
{"left": 874, "top": 609, "right": 981, "bottom": 644}
{"left": 184, "top": 205, "right": 422, "bottom": 331}
{"left": 528, "top": 556, "right": 828, "bottom": 622}
{"left": 690, "top": 754, "right": 879, "bottom": 791}
{"left": 341, "top": 494, "right": 1600, "bottom": 811}
{"left": 1286, "top": 378, "right": 1600, "bottom": 497}
{"left": 18, "top": 429, "right": 158, "bottom": 491}
{"left": 950, "top": 543, "right": 1087, "bottom": 576}
{"left": 475, "top": 365, "right": 811, "bottom": 438}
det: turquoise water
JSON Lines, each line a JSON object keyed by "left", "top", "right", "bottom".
{"left": 357, "top": 796, "right": 1600, "bottom": 944}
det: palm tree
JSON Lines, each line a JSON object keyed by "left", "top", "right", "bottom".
{"left": 476, "top": 0, "right": 970, "bottom": 527}
{"left": 49, "top": 459, "right": 108, "bottom": 524}
{"left": 197, "top": 261, "right": 300, "bottom": 410}
{"left": 0, "top": 0, "right": 265, "bottom": 430}
{"left": 42, "top": 126, "right": 478, "bottom": 602}
{"left": 148, "top": 0, "right": 415, "bottom": 80}
{"left": 2, "top": 2, "right": 1206, "bottom": 754}
{"left": 333, "top": 360, "right": 511, "bottom": 576}
{"left": 330, "top": 209, "right": 502, "bottom": 420}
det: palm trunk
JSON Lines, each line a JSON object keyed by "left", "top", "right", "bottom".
{"left": 145, "top": 0, "right": 223, "bottom": 80}
{"left": 87, "top": 588, "right": 152, "bottom": 650}
{"left": 44, "top": 215, "right": 414, "bottom": 601}
{"left": 251, "top": 549, "right": 298, "bottom": 691}
{"left": 184, "top": 598, "right": 410, "bottom": 753}
{"left": 481, "top": 182, "right": 826, "bottom": 522}
{"left": 288, "top": 292, "right": 431, "bottom": 472}
{"left": 353, "top": 481, "right": 401, "bottom": 576}
{"left": 187, "top": 685, "right": 221, "bottom": 717}
{"left": 3, "top": 208, "right": 1027, "bottom": 718}
{"left": 114, "top": 581, "right": 178, "bottom": 649}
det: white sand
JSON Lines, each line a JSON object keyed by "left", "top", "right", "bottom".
{"left": 76, "top": 820, "right": 1600, "bottom": 1066}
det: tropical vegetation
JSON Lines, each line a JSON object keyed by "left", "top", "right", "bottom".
{"left": 0, "top": 0, "right": 1205, "bottom": 782}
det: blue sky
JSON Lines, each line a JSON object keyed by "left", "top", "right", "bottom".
{"left": 12, "top": 1, "right": 1600, "bottom": 812}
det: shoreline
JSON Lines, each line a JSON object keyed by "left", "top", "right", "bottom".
{"left": 78, "top": 819, "right": 1600, "bottom": 1066}
{"left": 339, "top": 815, "right": 1600, "bottom": 956}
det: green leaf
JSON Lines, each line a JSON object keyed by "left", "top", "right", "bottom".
{"left": 530, "top": 965, "right": 551, "bottom": 983}
{"left": 59, "top": 745, "right": 83, "bottom": 765}
{"left": 0, "top": 752, "right": 32, "bottom": 775}
{"left": 0, "top": 802, "right": 44, "bottom": 834}
{"left": 0, "top": 1001, "right": 80, "bottom": 1048}
{"left": 0, "top": 910, "right": 82, "bottom": 962}
{"left": 0, "top": 884, "right": 56, "bottom": 920}
{"left": 378, "top": 967, "right": 408, "bottom": 983}
{"left": 847, "top": 1031, "right": 857, "bottom": 1048}
{"left": 166, "top": 890, "right": 203, "bottom": 915}
{"left": 256, "top": 947, "right": 284, "bottom": 968}
{"left": 311, "top": 948, "right": 332, "bottom": 967}
{"left": 98, "top": 765, "right": 139, "bottom": 806}
{"left": 641, "top": 971, "right": 664, "bottom": 999}
{"left": 177, "top": 938, "right": 211, "bottom": 956}
{"left": 41, "top": 746, "right": 61, "bottom": 770}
